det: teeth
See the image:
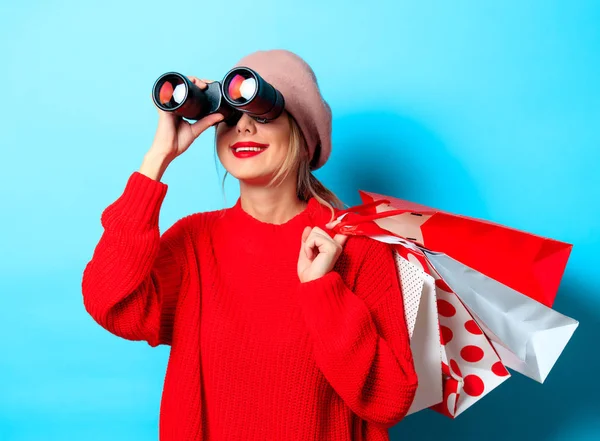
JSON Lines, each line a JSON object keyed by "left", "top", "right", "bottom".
{"left": 235, "top": 147, "right": 265, "bottom": 152}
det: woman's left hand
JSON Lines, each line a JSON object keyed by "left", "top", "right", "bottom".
{"left": 297, "top": 221, "right": 349, "bottom": 283}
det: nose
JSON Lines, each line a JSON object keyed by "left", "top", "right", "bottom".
{"left": 236, "top": 113, "right": 257, "bottom": 135}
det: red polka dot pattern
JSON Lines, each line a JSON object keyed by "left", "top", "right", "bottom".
{"left": 450, "top": 359, "right": 462, "bottom": 378}
{"left": 437, "top": 299, "right": 456, "bottom": 317}
{"left": 442, "top": 362, "right": 450, "bottom": 377}
{"left": 435, "top": 279, "right": 452, "bottom": 292}
{"left": 460, "top": 345, "right": 484, "bottom": 363}
{"left": 492, "top": 362, "right": 509, "bottom": 377}
{"left": 464, "top": 319, "right": 483, "bottom": 335}
{"left": 463, "top": 375, "right": 485, "bottom": 397}
{"left": 440, "top": 325, "right": 453, "bottom": 345}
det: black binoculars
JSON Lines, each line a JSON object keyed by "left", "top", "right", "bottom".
{"left": 151, "top": 67, "right": 285, "bottom": 126}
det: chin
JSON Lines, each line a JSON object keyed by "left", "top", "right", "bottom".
{"left": 228, "top": 168, "right": 274, "bottom": 186}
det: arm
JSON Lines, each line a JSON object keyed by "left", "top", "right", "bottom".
{"left": 295, "top": 238, "right": 418, "bottom": 428}
{"left": 81, "top": 171, "right": 190, "bottom": 347}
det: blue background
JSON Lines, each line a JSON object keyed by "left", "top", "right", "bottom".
{"left": 1, "top": 1, "right": 598, "bottom": 440}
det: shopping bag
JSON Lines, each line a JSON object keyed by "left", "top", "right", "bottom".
{"left": 390, "top": 244, "right": 443, "bottom": 415}
{"left": 338, "top": 224, "right": 510, "bottom": 418}
{"left": 424, "top": 251, "right": 579, "bottom": 383}
{"left": 329, "top": 200, "right": 578, "bottom": 385}
{"left": 354, "top": 191, "right": 573, "bottom": 308}
{"left": 430, "top": 269, "right": 511, "bottom": 419}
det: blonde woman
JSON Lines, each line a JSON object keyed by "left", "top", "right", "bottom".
{"left": 82, "top": 49, "right": 417, "bottom": 440}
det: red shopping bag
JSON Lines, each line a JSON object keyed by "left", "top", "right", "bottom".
{"left": 332, "top": 193, "right": 572, "bottom": 308}
{"left": 327, "top": 198, "right": 578, "bottom": 385}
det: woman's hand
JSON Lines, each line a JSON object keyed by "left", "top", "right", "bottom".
{"left": 297, "top": 222, "right": 349, "bottom": 283}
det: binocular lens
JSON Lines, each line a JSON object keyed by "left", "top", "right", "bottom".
{"left": 227, "top": 73, "right": 257, "bottom": 103}
{"left": 152, "top": 67, "right": 284, "bottom": 123}
{"left": 222, "top": 67, "right": 285, "bottom": 122}
{"left": 157, "top": 77, "right": 187, "bottom": 108}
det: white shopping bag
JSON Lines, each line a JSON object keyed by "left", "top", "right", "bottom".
{"left": 392, "top": 248, "right": 443, "bottom": 414}
{"left": 425, "top": 251, "right": 579, "bottom": 383}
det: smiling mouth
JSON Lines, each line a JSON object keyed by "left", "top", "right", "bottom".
{"left": 230, "top": 143, "right": 268, "bottom": 158}
{"left": 230, "top": 141, "right": 269, "bottom": 153}
{"left": 232, "top": 146, "right": 268, "bottom": 152}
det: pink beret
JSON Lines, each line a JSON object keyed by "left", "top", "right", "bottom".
{"left": 233, "top": 49, "right": 332, "bottom": 170}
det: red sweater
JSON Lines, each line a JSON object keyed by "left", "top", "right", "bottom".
{"left": 81, "top": 171, "right": 418, "bottom": 441}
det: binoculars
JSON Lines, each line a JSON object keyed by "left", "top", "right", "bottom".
{"left": 151, "top": 67, "right": 285, "bottom": 125}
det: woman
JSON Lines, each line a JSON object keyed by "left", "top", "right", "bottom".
{"left": 82, "top": 49, "right": 418, "bottom": 441}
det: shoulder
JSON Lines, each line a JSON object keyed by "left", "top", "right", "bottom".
{"left": 342, "top": 235, "right": 395, "bottom": 265}
{"left": 165, "top": 207, "right": 227, "bottom": 237}
{"left": 187, "top": 207, "right": 228, "bottom": 225}
{"left": 336, "top": 235, "right": 397, "bottom": 298}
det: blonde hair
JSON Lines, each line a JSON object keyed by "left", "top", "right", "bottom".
{"left": 214, "top": 112, "right": 345, "bottom": 223}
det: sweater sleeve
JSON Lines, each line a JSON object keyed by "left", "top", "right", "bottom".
{"left": 81, "top": 171, "right": 190, "bottom": 347}
{"left": 295, "top": 238, "right": 418, "bottom": 429}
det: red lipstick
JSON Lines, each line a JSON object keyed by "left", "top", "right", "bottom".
{"left": 230, "top": 141, "right": 269, "bottom": 159}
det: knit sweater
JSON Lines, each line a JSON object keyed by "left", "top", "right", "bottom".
{"left": 81, "top": 171, "right": 418, "bottom": 441}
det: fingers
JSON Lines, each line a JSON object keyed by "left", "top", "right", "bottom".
{"left": 187, "top": 76, "right": 216, "bottom": 89}
{"left": 303, "top": 226, "right": 341, "bottom": 245}
{"left": 301, "top": 226, "right": 320, "bottom": 260}
{"left": 302, "top": 226, "right": 343, "bottom": 260}
{"left": 310, "top": 226, "right": 336, "bottom": 241}
{"left": 190, "top": 112, "right": 224, "bottom": 138}
{"left": 333, "top": 233, "right": 349, "bottom": 247}
{"left": 302, "top": 226, "right": 311, "bottom": 242}
{"left": 187, "top": 76, "right": 209, "bottom": 90}
{"left": 304, "top": 233, "right": 325, "bottom": 260}
{"left": 300, "top": 226, "right": 313, "bottom": 259}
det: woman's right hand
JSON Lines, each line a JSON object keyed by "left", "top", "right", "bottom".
{"left": 148, "top": 76, "right": 224, "bottom": 161}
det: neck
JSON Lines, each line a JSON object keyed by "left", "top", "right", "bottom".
{"left": 238, "top": 193, "right": 307, "bottom": 225}
{"left": 238, "top": 175, "right": 307, "bottom": 225}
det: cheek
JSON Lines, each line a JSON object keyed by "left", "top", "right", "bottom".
{"left": 264, "top": 123, "right": 291, "bottom": 149}
{"left": 216, "top": 127, "right": 232, "bottom": 154}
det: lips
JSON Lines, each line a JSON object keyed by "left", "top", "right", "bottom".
{"left": 230, "top": 141, "right": 269, "bottom": 158}
{"left": 230, "top": 141, "right": 269, "bottom": 150}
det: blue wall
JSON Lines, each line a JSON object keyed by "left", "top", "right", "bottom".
{"left": 1, "top": 1, "right": 598, "bottom": 439}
